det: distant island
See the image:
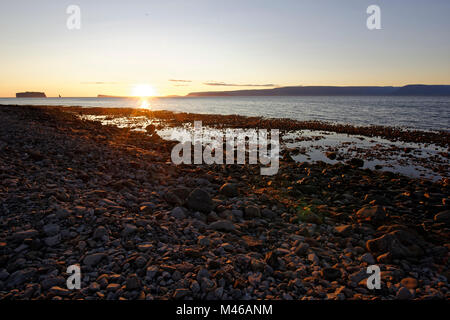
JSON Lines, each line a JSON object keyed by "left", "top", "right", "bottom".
{"left": 97, "top": 94, "right": 130, "bottom": 98}
{"left": 187, "top": 85, "right": 450, "bottom": 97}
{"left": 16, "top": 92, "right": 46, "bottom": 98}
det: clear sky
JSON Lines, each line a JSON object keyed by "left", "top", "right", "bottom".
{"left": 0, "top": 0, "right": 449, "bottom": 97}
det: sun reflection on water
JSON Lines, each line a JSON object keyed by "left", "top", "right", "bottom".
{"left": 139, "top": 99, "right": 150, "bottom": 109}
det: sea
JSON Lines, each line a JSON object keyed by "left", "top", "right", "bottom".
{"left": 1, "top": 96, "right": 449, "bottom": 131}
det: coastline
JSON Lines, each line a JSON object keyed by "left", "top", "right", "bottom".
{"left": 0, "top": 105, "right": 448, "bottom": 300}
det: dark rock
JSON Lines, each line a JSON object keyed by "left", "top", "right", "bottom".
{"left": 356, "top": 206, "right": 386, "bottom": 224}
{"left": 334, "top": 225, "right": 352, "bottom": 236}
{"left": 434, "top": 210, "right": 450, "bottom": 224}
{"left": 208, "top": 220, "right": 236, "bottom": 232}
{"left": 173, "top": 288, "right": 190, "bottom": 299}
{"left": 366, "top": 230, "right": 424, "bottom": 259}
{"left": 244, "top": 205, "right": 261, "bottom": 219}
{"left": 126, "top": 274, "right": 141, "bottom": 291}
{"left": 84, "top": 253, "right": 106, "bottom": 267}
{"left": 348, "top": 158, "right": 364, "bottom": 167}
{"left": 93, "top": 226, "right": 108, "bottom": 240}
{"left": 396, "top": 287, "right": 413, "bottom": 300}
{"left": 219, "top": 183, "right": 239, "bottom": 197}
{"left": 49, "top": 286, "right": 70, "bottom": 296}
{"left": 325, "top": 152, "right": 337, "bottom": 160}
{"left": 7, "top": 268, "right": 37, "bottom": 288}
{"left": 321, "top": 267, "right": 342, "bottom": 281}
{"left": 43, "top": 224, "right": 60, "bottom": 236}
{"left": 171, "top": 207, "right": 186, "bottom": 219}
{"left": 187, "top": 188, "right": 213, "bottom": 213}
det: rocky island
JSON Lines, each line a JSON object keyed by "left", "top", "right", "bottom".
{"left": 16, "top": 92, "right": 46, "bottom": 98}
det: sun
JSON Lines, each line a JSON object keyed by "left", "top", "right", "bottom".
{"left": 132, "top": 84, "right": 156, "bottom": 97}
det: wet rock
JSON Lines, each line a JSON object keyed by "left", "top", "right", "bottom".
{"left": 359, "top": 253, "right": 375, "bottom": 265}
{"left": 43, "top": 224, "right": 60, "bottom": 236}
{"left": 173, "top": 288, "right": 190, "bottom": 299}
{"left": 171, "top": 207, "right": 186, "bottom": 219}
{"left": 93, "top": 226, "right": 108, "bottom": 240}
{"left": 348, "top": 158, "right": 364, "bottom": 167}
{"left": 44, "top": 234, "right": 61, "bottom": 247}
{"left": 376, "top": 252, "right": 392, "bottom": 263}
{"left": 135, "top": 256, "right": 147, "bottom": 268}
{"left": 187, "top": 188, "right": 213, "bottom": 213}
{"left": 198, "top": 236, "right": 210, "bottom": 246}
{"left": 434, "top": 210, "right": 450, "bottom": 224}
{"left": 261, "top": 208, "right": 276, "bottom": 219}
{"left": 0, "top": 270, "right": 9, "bottom": 281}
{"left": 106, "top": 283, "right": 121, "bottom": 292}
{"left": 265, "top": 251, "right": 279, "bottom": 268}
{"left": 208, "top": 220, "right": 236, "bottom": 232}
{"left": 49, "top": 286, "right": 70, "bottom": 296}
{"left": 356, "top": 206, "right": 386, "bottom": 224}
{"left": 7, "top": 268, "right": 37, "bottom": 288}
{"left": 146, "top": 266, "right": 158, "bottom": 280}
{"left": 250, "top": 259, "right": 266, "bottom": 272}
{"left": 248, "top": 272, "right": 262, "bottom": 286}
{"left": 366, "top": 230, "right": 424, "bottom": 259}
{"left": 84, "top": 253, "right": 106, "bottom": 267}
{"left": 12, "top": 229, "right": 38, "bottom": 241}
{"left": 122, "top": 224, "right": 137, "bottom": 237}
{"left": 244, "top": 205, "right": 261, "bottom": 219}
{"left": 219, "top": 183, "right": 239, "bottom": 197}
{"left": 294, "top": 243, "right": 310, "bottom": 256}
{"left": 145, "top": 124, "right": 156, "bottom": 134}
{"left": 349, "top": 269, "right": 368, "bottom": 284}
{"left": 326, "top": 152, "right": 337, "bottom": 160}
{"left": 41, "top": 276, "right": 65, "bottom": 290}
{"left": 164, "top": 191, "right": 183, "bottom": 207}
{"left": 334, "top": 225, "right": 352, "bottom": 237}
{"left": 321, "top": 268, "right": 342, "bottom": 281}
{"left": 307, "top": 253, "right": 320, "bottom": 264}
{"left": 189, "top": 280, "right": 200, "bottom": 294}
{"left": 401, "top": 277, "right": 418, "bottom": 290}
{"left": 396, "top": 287, "right": 413, "bottom": 300}
{"left": 126, "top": 274, "right": 141, "bottom": 291}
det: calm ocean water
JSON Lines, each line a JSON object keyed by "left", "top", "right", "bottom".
{"left": 1, "top": 96, "right": 449, "bottom": 131}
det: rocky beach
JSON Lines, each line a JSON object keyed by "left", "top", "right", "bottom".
{"left": 0, "top": 105, "right": 449, "bottom": 300}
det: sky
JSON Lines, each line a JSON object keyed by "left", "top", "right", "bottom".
{"left": 0, "top": 0, "right": 449, "bottom": 97}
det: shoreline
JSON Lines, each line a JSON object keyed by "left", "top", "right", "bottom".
{"left": 1, "top": 104, "right": 449, "bottom": 145}
{"left": 0, "top": 105, "right": 448, "bottom": 300}
{"left": 58, "top": 105, "right": 449, "bottom": 181}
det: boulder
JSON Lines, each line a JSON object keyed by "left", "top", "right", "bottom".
{"left": 356, "top": 206, "right": 386, "bottom": 224}
{"left": 244, "top": 205, "right": 261, "bottom": 219}
{"left": 219, "top": 183, "right": 239, "bottom": 197}
{"left": 187, "top": 188, "right": 213, "bottom": 213}
{"left": 208, "top": 220, "right": 236, "bottom": 232}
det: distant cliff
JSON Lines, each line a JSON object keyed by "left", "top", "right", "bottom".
{"left": 187, "top": 85, "right": 450, "bottom": 97}
{"left": 392, "top": 85, "right": 450, "bottom": 96}
{"left": 16, "top": 92, "right": 46, "bottom": 98}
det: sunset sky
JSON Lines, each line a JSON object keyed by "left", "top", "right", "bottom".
{"left": 1, "top": 0, "right": 449, "bottom": 97}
